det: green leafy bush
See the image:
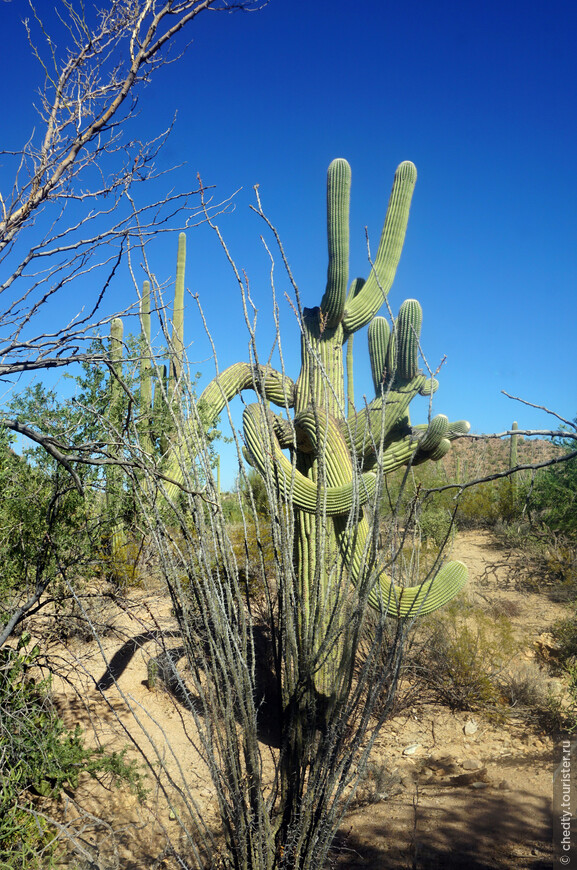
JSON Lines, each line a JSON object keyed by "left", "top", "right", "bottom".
{"left": 0, "top": 635, "right": 146, "bottom": 868}
{"left": 411, "top": 602, "right": 517, "bottom": 712}
{"left": 551, "top": 609, "right": 577, "bottom": 667}
{"left": 528, "top": 433, "right": 577, "bottom": 539}
{"left": 0, "top": 428, "right": 100, "bottom": 639}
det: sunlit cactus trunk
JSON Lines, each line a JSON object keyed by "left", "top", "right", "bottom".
{"left": 292, "top": 310, "right": 349, "bottom": 695}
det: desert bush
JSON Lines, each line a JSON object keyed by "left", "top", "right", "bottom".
{"left": 0, "top": 429, "right": 104, "bottom": 644}
{"left": 238, "top": 468, "right": 271, "bottom": 517}
{"left": 0, "top": 634, "right": 146, "bottom": 868}
{"left": 551, "top": 610, "right": 577, "bottom": 666}
{"left": 492, "top": 525, "right": 577, "bottom": 599}
{"left": 417, "top": 500, "right": 456, "bottom": 549}
{"left": 528, "top": 432, "right": 577, "bottom": 538}
{"left": 501, "top": 661, "right": 564, "bottom": 730}
{"left": 410, "top": 602, "right": 517, "bottom": 712}
{"left": 225, "top": 518, "right": 276, "bottom": 598}
{"left": 456, "top": 479, "right": 515, "bottom": 528}
{"left": 501, "top": 661, "right": 552, "bottom": 710}
{"left": 49, "top": 591, "right": 123, "bottom": 643}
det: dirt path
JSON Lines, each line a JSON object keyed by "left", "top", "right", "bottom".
{"left": 333, "top": 530, "right": 563, "bottom": 869}
{"left": 49, "top": 530, "right": 564, "bottom": 868}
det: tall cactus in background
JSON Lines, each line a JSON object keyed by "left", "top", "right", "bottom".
{"left": 510, "top": 420, "right": 519, "bottom": 471}
{"left": 509, "top": 419, "right": 519, "bottom": 508}
{"left": 168, "top": 232, "right": 186, "bottom": 403}
{"left": 106, "top": 234, "right": 188, "bottom": 579}
{"left": 137, "top": 233, "right": 187, "bottom": 458}
{"left": 106, "top": 316, "right": 130, "bottom": 579}
{"left": 139, "top": 279, "right": 154, "bottom": 457}
{"left": 182, "top": 159, "right": 469, "bottom": 682}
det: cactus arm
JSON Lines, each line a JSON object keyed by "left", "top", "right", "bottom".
{"left": 368, "top": 316, "right": 390, "bottom": 396}
{"left": 346, "top": 375, "right": 426, "bottom": 461}
{"left": 162, "top": 365, "right": 295, "bottom": 503}
{"left": 319, "top": 159, "right": 351, "bottom": 328}
{"left": 342, "top": 161, "right": 417, "bottom": 334}
{"left": 395, "top": 299, "right": 423, "bottom": 380}
{"left": 448, "top": 420, "right": 472, "bottom": 439}
{"left": 242, "top": 403, "right": 376, "bottom": 516}
{"left": 375, "top": 554, "right": 468, "bottom": 616}
{"left": 419, "top": 377, "right": 439, "bottom": 397}
{"left": 335, "top": 513, "right": 467, "bottom": 616}
{"left": 411, "top": 416, "right": 471, "bottom": 465}
{"left": 199, "top": 363, "right": 296, "bottom": 429}
{"left": 363, "top": 433, "right": 419, "bottom": 474}
{"left": 415, "top": 413, "right": 449, "bottom": 452}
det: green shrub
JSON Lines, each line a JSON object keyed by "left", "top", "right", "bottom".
{"left": 0, "top": 634, "right": 146, "bottom": 868}
{"left": 551, "top": 609, "right": 577, "bottom": 666}
{"left": 456, "top": 481, "right": 502, "bottom": 528}
{"left": 411, "top": 602, "right": 517, "bottom": 712}
{"left": 528, "top": 435, "right": 577, "bottom": 539}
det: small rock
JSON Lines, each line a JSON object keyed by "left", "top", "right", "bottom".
{"left": 403, "top": 743, "right": 421, "bottom": 756}
{"left": 535, "top": 632, "right": 562, "bottom": 662}
{"left": 471, "top": 781, "right": 490, "bottom": 789}
{"left": 448, "top": 768, "right": 489, "bottom": 787}
{"left": 461, "top": 759, "right": 483, "bottom": 771}
{"left": 169, "top": 809, "right": 177, "bottom": 821}
{"left": 498, "top": 779, "right": 513, "bottom": 791}
{"left": 428, "top": 755, "right": 459, "bottom": 775}
{"left": 464, "top": 719, "right": 478, "bottom": 736}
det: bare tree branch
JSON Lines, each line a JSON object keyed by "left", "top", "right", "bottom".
{"left": 422, "top": 448, "right": 577, "bottom": 498}
{"left": 501, "top": 390, "right": 576, "bottom": 429}
{"left": 0, "top": 0, "right": 259, "bottom": 380}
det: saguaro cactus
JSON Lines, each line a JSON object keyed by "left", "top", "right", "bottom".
{"left": 106, "top": 316, "right": 131, "bottom": 580}
{"left": 132, "top": 232, "right": 188, "bottom": 460}
{"left": 106, "top": 234, "right": 188, "bottom": 579}
{"left": 508, "top": 419, "right": 519, "bottom": 510}
{"left": 510, "top": 420, "right": 519, "bottom": 471}
{"left": 181, "top": 159, "right": 468, "bottom": 633}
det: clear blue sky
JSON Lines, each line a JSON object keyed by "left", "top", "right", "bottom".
{"left": 2, "top": 1, "right": 576, "bottom": 489}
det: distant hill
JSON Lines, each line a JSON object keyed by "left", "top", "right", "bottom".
{"left": 440, "top": 433, "right": 564, "bottom": 484}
